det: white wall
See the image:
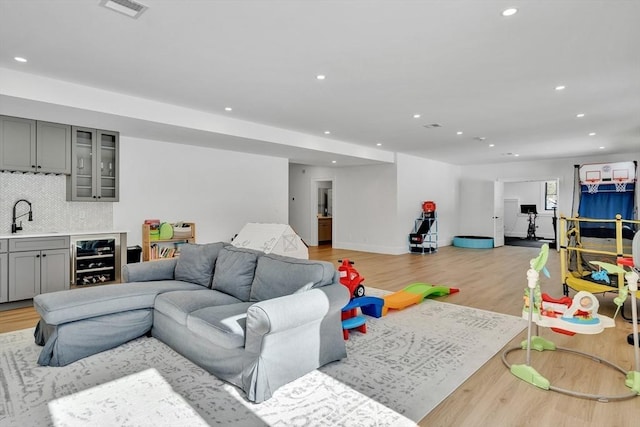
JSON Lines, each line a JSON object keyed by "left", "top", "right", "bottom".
{"left": 289, "top": 163, "right": 399, "bottom": 252}
{"left": 461, "top": 153, "right": 639, "bottom": 220}
{"left": 114, "top": 137, "right": 289, "bottom": 246}
{"left": 333, "top": 163, "right": 399, "bottom": 253}
{"left": 289, "top": 153, "right": 461, "bottom": 254}
{"left": 396, "top": 153, "right": 460, "bottom": 248}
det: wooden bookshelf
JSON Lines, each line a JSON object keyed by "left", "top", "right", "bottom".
{"left": 141, "top": 222, "right": 196, "bottom": 261}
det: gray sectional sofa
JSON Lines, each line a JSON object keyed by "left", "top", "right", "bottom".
{"left": 33, "top": 242, "right": 350, "bottom": 402}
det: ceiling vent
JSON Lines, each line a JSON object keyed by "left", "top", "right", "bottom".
{"left": 100, "top": 0, "right": 148, "bottom": 19}
{"left": 423, "top": 123, "right": 442, "bottom": 129}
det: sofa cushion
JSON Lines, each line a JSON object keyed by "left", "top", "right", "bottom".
{"left": 174, "top": 242, "right": 226, "bottom": 287}
{"left": 33, "top": 280, "right": 203, "bottom": 325}
{"left": 123, "top": 258, "right": 178, "bottom": 282}
{"left": 211, "top": 246, "right": 262, "bottom": 301}
{"left": 154, "top": 289, "right": 243, "bottom": 326}
{"left": 249, "top": 254, "right": 337, "bottom": 302}
{"left": 187, "top": 302, "right": 254, "bottom": 349}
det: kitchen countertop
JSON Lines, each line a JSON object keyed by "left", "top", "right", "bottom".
{"left": 0, "top": 231, "right": 128, "bottom": 239}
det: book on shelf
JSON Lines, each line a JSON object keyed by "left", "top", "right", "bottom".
{"left": 149, "top": 244, "right": 180, "bottom": 260}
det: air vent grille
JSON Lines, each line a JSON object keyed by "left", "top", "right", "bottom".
{"left": 100, "top": 0, "right": 148, "bottom": 19}
{"left": 423, "top": 123, "right": 442, "bottom": 129}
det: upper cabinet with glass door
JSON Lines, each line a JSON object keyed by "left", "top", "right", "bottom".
{"left": 67, "top": 126, "right": 119, "bottom": 202}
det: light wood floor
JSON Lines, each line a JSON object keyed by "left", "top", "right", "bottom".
{"left": 1, "top": 244, "right": 638, "bottom": 426}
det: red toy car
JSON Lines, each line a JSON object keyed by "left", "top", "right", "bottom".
{"left": 338, "top": 258, "right": 366, "bottom": 299}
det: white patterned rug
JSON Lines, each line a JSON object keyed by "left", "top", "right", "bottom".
{"left": 0, "top": 296, "right": 526, "bottom": 427}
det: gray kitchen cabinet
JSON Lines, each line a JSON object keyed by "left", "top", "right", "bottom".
{"left": 0, "top": 115, "right": 36, "bottom": 172}
{"left": 40, "top": 248, "right": 71, "bottom": 294}
{"left": 7, "top": 236, "right": 70, "bottom": 302}
{"left": 8, "top": 251, "right": 40, "bottom": 301}
{"left": 0, "top": 116, "right": 71, "bottom": 174}
{"left": 67, "top": 126, "right": 119, "bottom": 202}
{"left": 0, "top": 239, "right": 7, "bottom": 303}
{"left": 36, "top": 121, "right": 72, "bottom": 174}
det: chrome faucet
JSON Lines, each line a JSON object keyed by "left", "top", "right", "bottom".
{"left": 12, "top": 199, "right": 33, "bottom": 233}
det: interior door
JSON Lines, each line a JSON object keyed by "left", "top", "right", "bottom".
{"left": 493, "top": 180, "right": 505, "bottom": 247}
{"left": 458, "top": 179, "right": 504, "bottom": 247}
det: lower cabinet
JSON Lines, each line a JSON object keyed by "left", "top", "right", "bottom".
{"left": 0, "top": 252, "right": 7, "bottom": 303}
{"left": 7, "top": 237, "right": 70, "bottom": 302}
{"left": 318, "top": 217, "right": 332, "bottom": 243}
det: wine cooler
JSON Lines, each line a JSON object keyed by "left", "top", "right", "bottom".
{"left": 71, "top": 233, "right": 126, "bottom": 286}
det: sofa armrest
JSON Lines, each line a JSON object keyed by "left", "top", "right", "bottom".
{"left": 244, "top": 284, "right": 349, "bottom": 353}
{"left": 122, "top": 258, "right": 178, "bottom": 283}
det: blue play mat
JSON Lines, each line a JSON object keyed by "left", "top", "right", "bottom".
{"left": 452, "top": 236, "right": 494, "bottom": 249}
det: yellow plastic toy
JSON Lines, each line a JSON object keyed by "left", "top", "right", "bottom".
{"left": 382, "top": 282, "right": 458, "bottom": 315}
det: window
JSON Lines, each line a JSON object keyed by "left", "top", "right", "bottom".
{"left": 544, "top": 181, "right": 557, "bottom": 210}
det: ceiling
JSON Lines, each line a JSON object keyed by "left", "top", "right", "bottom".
{"left": 0, "top": 0, "right": 638, "bottom": 167}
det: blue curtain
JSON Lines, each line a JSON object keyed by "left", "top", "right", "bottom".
{"left": 579, "top": 183, "right": 635, "bottom": 236}
{"left": 579, "top": 184, "right": 635, "bottom": 219}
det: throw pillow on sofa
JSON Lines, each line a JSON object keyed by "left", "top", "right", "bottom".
{"left": 174, "top": 242, "right": 225, "bottom": 287}
{"left": 249, "top": 254, "right": 336, "bottom": 302}
{"left": 211, "top": 246, "right": 262, "bottom": 301}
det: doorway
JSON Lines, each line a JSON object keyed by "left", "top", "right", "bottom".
{"left": 503, "top": 179, "right": 559, "bottom": 242}
{"left": 313, "top": 179, "right": 333, "bottom": 246}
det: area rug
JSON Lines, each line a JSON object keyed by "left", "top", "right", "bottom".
{"left": 0, "top": 295, "right": 526, "bottom": 427}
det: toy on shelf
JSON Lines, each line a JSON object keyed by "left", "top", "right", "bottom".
{"left": 338, "top": 258, "right": 366, "bottom": 299}
{"left": 382, "top": 282, "right": 459, "bottom": 315}
{"left": 503, "top": 242, "right": 640, "bottom": 400}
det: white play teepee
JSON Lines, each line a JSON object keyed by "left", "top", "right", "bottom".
{"left": 231, "top": 223, "right": 308, "bottom": 259}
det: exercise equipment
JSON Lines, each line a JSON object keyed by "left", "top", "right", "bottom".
{"left": 521, "top": 204, "right": 538, "bottom": 240}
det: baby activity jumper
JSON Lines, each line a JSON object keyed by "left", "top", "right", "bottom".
{"left": 502, "top": 242, "right": 640, "bottom": 401}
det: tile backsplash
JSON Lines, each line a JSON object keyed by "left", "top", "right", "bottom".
{"left": 0, "top": 172, "right": 112, "bottom": 235}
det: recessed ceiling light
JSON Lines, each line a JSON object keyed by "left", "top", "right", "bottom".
{"left": 514, "top": 154, "right": 520, "bottom": 157}
{"left": 376, "top": 143, "right": 382, "bottom": 146}
{"left": 502, "top": 8, "right": 518, "bottom": 17}
{"left": 599, "top": 146, "right": 605, "bottom": 149}
{"left": 316, "top": 75, "right": 326, "bottom": 80}
{"left": 14, "top": 56, "right": 27, "bottom": 63}
{"left": 413, "top": 114, "right": 421, "bottom": 119}
{"left": 324, "top": 131, "right": 331, "bottom": 135}
{"left": 555, "top": 85, "right": 566, "bottom": 91}
{"left": 489, "top": 144, "right": 495, "bottom": 147}
{"left": 589, "top": 132, "right": 596, "bottom": 136}
{"left": 224, "top": 107, "right": 232, "bottom": 111}
{"left": 456, "top": 131, "right": 463, "bottom": 135}
{"left": 331, "top": 160, "right": 337, "bottom": 164}
{"left": 576, "top": 113, "right": 585, "bottom": 118}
